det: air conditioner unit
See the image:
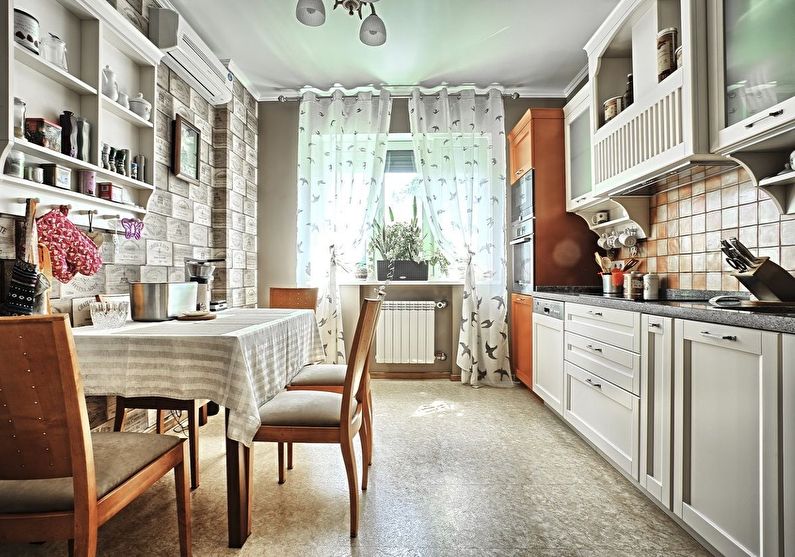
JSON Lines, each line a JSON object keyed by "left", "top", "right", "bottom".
{"left": 148, "top": 7, "right": 233, "bottom": 106}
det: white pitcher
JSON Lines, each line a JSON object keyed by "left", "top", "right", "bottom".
{"left": 102, "top": 65, "right": 118, "bottom": 101}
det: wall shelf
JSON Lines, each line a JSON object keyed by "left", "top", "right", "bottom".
{"left": 574, "top": 195, "right": 652, "bottom": 239}
{"left": 14, "top": 43, "right": 97, "bottom": 95}
{"left": 101, "top": 95, "right": 153, "bottom": 128}
{"left": 11, "top": 140, "right": 154, "bottom": 192}
{"left": 0, "top": 174, "right": 145, "bottom": 230}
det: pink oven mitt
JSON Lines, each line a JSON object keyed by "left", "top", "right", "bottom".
{"left": 37, "top": 206, "right": 103, "bottom": 283}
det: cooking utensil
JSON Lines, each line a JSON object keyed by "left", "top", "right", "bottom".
{"left": 728, "top": 238, "right": 760, "bottom": 266}
{"left": 601, "top": 256, "right": 613, "bottom": 272}
{"left": 130, "top": 282, "right": 198, "bottom": 322}
{"left": 594, "top": 252, "right": 609, "bottom": 273}
{"left": 720, "top": 242, "right": 749, "bottom": 271}
{"left": 622, "top": 258, "right": 640, "bottom": 272}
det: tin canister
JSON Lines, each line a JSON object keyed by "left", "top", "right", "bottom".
{"left": 603, "top": 95, "right": 623, "bottom": 123}
{"left": 79, "top": 170, "right": 96, "bottom": 196}
{"left": 643, "top": 273, "right": 660, "bottom": 300}
{"left": 657, "top": 27, "right": 678, "bottom": 81}
{"left": 624, "top": 271, "right": 644, "bottom": 299}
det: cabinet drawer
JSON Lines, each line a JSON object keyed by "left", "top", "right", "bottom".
{"left": 681, "top": 319, "right": 762, "bottom": 356}
{"left": 564, "top": 361, "right": 640, "bottom": 479}
{"left": 565, "top": 331, "right": 640, "bottom": 395}
{"left": 565, "top": 302, "right": 641, "bottom": 352}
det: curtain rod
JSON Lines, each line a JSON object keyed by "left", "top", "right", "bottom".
{"left": 276, "top": 91, "right": 521, "bottom": 102}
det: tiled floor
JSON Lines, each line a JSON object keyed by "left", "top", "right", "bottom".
{"left": 0, "top": 380, "right": 709, "bottom": 556}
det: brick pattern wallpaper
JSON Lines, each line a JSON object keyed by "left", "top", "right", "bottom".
{"left": 614, "top": 167, "right": 795, "bottom": 292}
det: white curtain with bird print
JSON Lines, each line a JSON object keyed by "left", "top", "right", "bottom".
{"left": 408, "top": 88, "right": 511, "bottom": 387}
{"left": 296, "top": 90, "right": 392, "bottom": 363}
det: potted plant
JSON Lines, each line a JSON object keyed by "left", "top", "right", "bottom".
{"left": 370, "top": 198, "right": 449, "bottom": 281}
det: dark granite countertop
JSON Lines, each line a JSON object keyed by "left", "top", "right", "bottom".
{"left": 532, "top": 287, "right": 795, "bottom": 335}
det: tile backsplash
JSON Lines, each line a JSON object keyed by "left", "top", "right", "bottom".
{"left": 615, "top": 167, "right": 795, "bottom": 291}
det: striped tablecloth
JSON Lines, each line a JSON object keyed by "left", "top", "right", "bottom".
{"left": 73, "top": 308, "right": 325, "bottom": 446}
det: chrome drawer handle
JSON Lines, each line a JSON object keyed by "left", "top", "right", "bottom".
{"left": 649, "top": 322, "right": 661, "bottom": 328}
{"left": 700, "top": 331, "right": 737, "bottom": 341}
{"left": 586, "top": 344, "right": 603, "bottom": 353}
{"left": 587, "top": 310, "right": 603, "bottom": 317}
{"left": 585, "top": 378, "right": 602, "bottom": 389}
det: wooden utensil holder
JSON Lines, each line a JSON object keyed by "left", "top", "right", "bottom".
{"left": 731, "top": 257, "right": 795, "bottom": 301}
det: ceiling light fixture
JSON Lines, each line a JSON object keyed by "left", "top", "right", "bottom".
{"left": 296, "top": 0, "right": 387, "bottom": 46}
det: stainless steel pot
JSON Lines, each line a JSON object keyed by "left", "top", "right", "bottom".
{"left": 130, "top": 282, "right": 197, "bottom": 321}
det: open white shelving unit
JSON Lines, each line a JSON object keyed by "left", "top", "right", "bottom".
{"left": 0, "top": 0, "right": 163, "bottom": 230}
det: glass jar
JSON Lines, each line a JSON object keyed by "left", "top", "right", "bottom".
{"left": 13, "top": 97, "right": 26, "bottom": 139}
{"left": 4, "top": 150, "right": 25, "bottom": 178}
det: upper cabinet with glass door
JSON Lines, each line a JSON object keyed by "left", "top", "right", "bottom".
{"left": 564, "top": 85, "right": 596, "bottom": 210}
{"left": 708, "top": 0, "right": 795, "bottom": 154}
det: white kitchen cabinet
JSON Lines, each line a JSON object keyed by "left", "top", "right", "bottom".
{"left": 564, "top": 85, "right": 597, "bottom": 211}
{"left": 564, "top": 302, "right": 641, "bottom": 353}
{"left": 707, "top": 0, "right": 795, "bottom": 155}
{"left": 674, "top": 320, "right": 781, "bottom": 557}
{"left": 532, "top": 311, "right": 565, "bottom": 414}
{"left": 564, "top": 361, "right": 640, "bottom": 479}
{"left": 639, "top": 315, "right": 673, "bottom": 509}
{"left": 783, "top": 334, "right": 795, "bottom": 557}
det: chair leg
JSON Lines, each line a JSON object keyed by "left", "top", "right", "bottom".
{"left": 364, "top": 390, "right": 374, "bottom": 466}
{"left": 188, "top": 403, "right": 200, "bottom": 490}
{"left": 156, "top": 409, "right": 166, "bottom": 434}
{"left": 198, "top": 403, "right": 209, "bottom": 426}
{"left": 359, "top": 421, "right": 370, "bottom": 491}
{"left": 69, "top": 526, "right": 98, "bottom": 557}
{"left": 340, "top": 433, "right": 360, "bottom": 537}
{"left": 277, "top": 442, "right": 285, "bottom": 485}
{"left": 113, "top": 397, "right": 127, "bottom": 432}
{"left": 174, "top": 444, "right": 193, "bottom": 557}
{"left": 287, "top": 442, "right": 293, "bottom": 470}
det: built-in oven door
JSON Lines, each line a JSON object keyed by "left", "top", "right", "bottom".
{"left": 510, "top": 233, "right": 534, "bottom": 294}
{"left": 511, "top": 170, "right": 534, "bottom": 222}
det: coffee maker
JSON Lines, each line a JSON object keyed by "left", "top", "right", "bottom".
{"left": 184, "top": 258, "right": 226, "bottom": 312}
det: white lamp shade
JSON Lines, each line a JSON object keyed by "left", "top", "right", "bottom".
{"left": 296, "top": 0, "right": 326, "bottom": 27}
{"left": 360, "top": 13, "right": 386, "bottom": 46}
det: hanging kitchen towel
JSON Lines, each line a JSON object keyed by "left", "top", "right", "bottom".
{"left": 0, "top": 260, "right": 38, "bottom": 315}
{"left": 37, "top": 206, "right": 103, "bottom": 283}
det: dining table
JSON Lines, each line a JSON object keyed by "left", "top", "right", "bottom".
{"left": 72, "top": 307, "right": 326, "bottom": 547}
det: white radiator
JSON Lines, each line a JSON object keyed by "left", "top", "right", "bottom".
{"left": 375, "top": 301, "right": 436, "bottom": 364}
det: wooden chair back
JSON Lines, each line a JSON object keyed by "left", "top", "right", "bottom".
{"left": 0, "top": 314, "right": 94, "bottom": 487}
{"left": 269, "top": 287, "right": 319, "bottom": 311}
{"left": 340, "top": 298, "right": 382, "bottom": 428}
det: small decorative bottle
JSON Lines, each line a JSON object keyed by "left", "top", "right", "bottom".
{"left": 101, "top": 143, "right": 111, "bottom": 170}
{"left": 76, "top": 117, "right": 90, "bottom": 162}
{"left": 59, "top": 110, "right": 78, "bottom": 158}
{"left": 622, "top": 74, "right": 634, "bottom": 109}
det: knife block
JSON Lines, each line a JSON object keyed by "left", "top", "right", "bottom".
{"left": 731, "top": 257, "right": 795, "bottom": 301}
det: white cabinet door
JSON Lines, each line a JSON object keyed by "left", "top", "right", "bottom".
{"left": 532, "top": 312, "right": 564, "bottom": 414}
{"left": 674, "top": 320, "right": 781, "bottom": 557}
{"left": 564, "top": 85, "right": 597, "bottom": 211}
{"left": 564, "top": 361, "right": 639, "bottom": 479}
{"left": 783, "top": 334, "right": 795, "bottom": 557}
{"left": 640, "top": 315, "right": 673, "bottom": 509}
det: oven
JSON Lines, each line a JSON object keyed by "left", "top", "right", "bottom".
{"left": 511, "top": 170, "right": 534, "bottom": 223}
{"left": 510, "top": 216, "right": 534, "bottom": 294}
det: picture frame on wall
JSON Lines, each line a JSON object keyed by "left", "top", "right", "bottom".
{"left": 172, "top": 114, "right": 200, "bottom": 184}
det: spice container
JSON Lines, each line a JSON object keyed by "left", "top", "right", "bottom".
{"left": 643, "top": 273, "right": 660, "bottom": 300}
{"left": 79, "top": 170, "right": 96, "bottom": 196}
{"left": 603, "top": 95, "right": 623, "bottom": 123}
{"left": 13, "top": 97, "right": 26, "bottom": 139}
{"left": 602, "top": 273, "right": 623, "bottom": 297}
{"left": 41, "top": 163, "right": 70, "bottom": 190}
{"left": 98, "top": 182, "right": 123, "bottom": 202}
{"left": 623, "top": 271, "right": 644, "bottom": 299}
{"left": 657, "top": 27, "right": 678, "bottom": 82}
{"left": 25, "top": 118, "right": 62, "bottom": 151}
{"left": 622, "top": 74, "right": 634, "bottom": 109}
{"left": 4, "top": 150, "right": 25, "bottom": 178}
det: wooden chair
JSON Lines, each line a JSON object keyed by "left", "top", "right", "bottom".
{"left": 268, "top": 286, "right": 320, "bottom": 474}
{"left": 254, "top": 298, "right": 382, "bottom": 537}
{"left": 0, "top": 315, "right": 191, "bottom": 556}
{"left": 269, "top": 287, "right": 318, "bottom": 311}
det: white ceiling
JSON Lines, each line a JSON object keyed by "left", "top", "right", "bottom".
{"left": 170, "top": 0, "right": 620, "bottom": 100}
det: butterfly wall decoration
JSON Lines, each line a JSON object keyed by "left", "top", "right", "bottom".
{"left": 121, "top": 218, "right": 144, "bottom": 240}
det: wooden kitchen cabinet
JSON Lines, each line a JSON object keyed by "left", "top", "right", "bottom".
{"left": 640, "top": 315, "right": 673, "bottom": 510}
{"left": 511, "top": 294, "right": 533, "bottom": 387}
{"left": 674, "top": 320, "right": 781, "bottom": 557}
{"left": 508, "top": 112, "right": 533, "bottom": 184}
